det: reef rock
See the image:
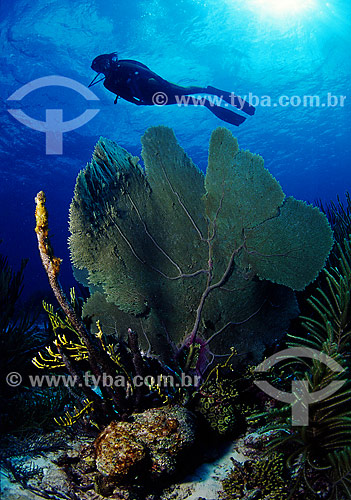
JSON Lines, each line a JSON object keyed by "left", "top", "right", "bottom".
{"left": 94, "top": 405, "right": 196, "bottom": 480}
{"left": 95, "top": 421, "right": 146, "bottom": 478}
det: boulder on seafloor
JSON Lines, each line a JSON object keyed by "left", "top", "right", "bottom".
{"left": 94, "top": 405, "right": 196, "bottom": 481}
{"left": 95, "top": 421, "right": 147, "bottom": 478}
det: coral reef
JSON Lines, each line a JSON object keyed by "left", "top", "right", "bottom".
{"left": 95, "top": 421, "right": 146, "bottom": 477}
{"left": 27, "top": 128, "right": 338, "bottom": 499}
{"left": 195, "top": 381, "right": 239, "bottom": 436}
{"left": 249, "top": 232, "right": 351, "bottom": 499}
{"left": 220, "top": 452, "right": 288, "bottom": 499}
{"left": 38, "top": 405, "right": 197, "bottom": 499}
{"left": 94, "top": 405, "right": 195, "bottom": 481}
{"left": 192, "top": 349, "right": 247, "bottom": 436}
{"left": 68, "top": 126, "right": 332, "bottom": 367}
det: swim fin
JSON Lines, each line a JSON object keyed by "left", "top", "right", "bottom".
{"left": 202, "top": 99, "right": 246, "bottom": 126}
{"left": 206, "top": 86, "right": 255, "bottom": 116}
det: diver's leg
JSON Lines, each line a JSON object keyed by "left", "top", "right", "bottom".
{"left": 206, "top": 85, "right": 255, "bottom": 116}
{"left": 138, "top": 81, "right": 207, "bottom": 104}
{"left": 163, "top": 83, "right": 209, "bottom": 102}
{"left": 165, "top": 83, "right": 255, "bottom": 116}
{"left": 182, "top": 85, "right": 209, "bottom": 94}
{"left": 167, "top": 83, "right": 208, "bottom": 95}
{"left": 195, "top": 97, "right": 246, "bottom": 126}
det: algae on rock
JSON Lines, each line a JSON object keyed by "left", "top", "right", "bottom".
{"left": 68, "top": 126, "right": 333, "bottom": 363}
{"left": 94, "top": 405, "right": 196, "bottom": 480}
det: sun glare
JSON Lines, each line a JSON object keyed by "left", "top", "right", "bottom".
{"left": 251, "top": 0, "right": 316, "bottom": 17}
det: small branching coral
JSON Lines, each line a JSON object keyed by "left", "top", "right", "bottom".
{"left": 220, "top": 452, "right": 289, "bottom": 500}
{"left": 54, "top": 399, "right": 94, "bottom": 427}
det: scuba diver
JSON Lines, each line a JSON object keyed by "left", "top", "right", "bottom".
{"left": 88, "top": 53, "right": 255, "bottom": 126}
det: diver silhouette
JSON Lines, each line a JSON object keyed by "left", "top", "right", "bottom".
{"left": 88, "top": 53, "right": 255, "bottom": 126}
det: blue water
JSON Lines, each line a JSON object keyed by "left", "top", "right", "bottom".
{"left": 1, "top": 0, "right": 350, "bottom": 299}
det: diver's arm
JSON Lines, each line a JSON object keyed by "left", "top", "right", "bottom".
{"left": 122, "top": 95, "right": 145, "bottom": 105}
{"left": 109, "top": 85, "right": 144, "bottom": 105}
{"left": 104, "top": 71, "right": 144, "bottom": 105}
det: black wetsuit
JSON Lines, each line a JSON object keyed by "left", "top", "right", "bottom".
{"left": 94, "top": 58, "right": 255, "bottom": 126}
{"left": 103, "top": 59, "right": 207, "bottom": 105}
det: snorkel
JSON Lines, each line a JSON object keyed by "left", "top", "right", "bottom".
{"left": 88, "top": 52, "right": 118, "bottom": 87}
{"left": 88, "top": 73, "right": 105, "bottom": 87}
